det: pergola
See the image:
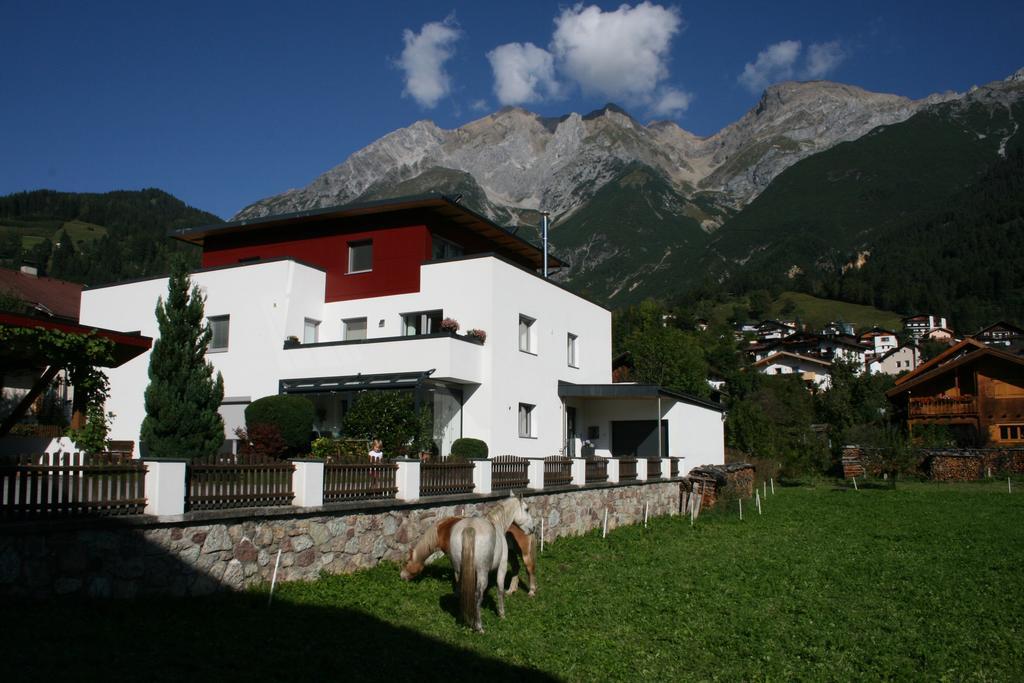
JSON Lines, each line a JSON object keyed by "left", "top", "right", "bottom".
{"left": 0, "top": 312, "right": 151, "bottom": 435}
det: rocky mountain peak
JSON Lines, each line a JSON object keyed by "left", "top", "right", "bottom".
{"left": 1007, "top": 67, "right": 1024, "bottom": 83}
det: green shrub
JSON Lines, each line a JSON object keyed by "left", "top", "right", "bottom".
{"left": 450, "top": 437, "right": 488, "bottom": 460}
{"left": 245, "top": 395, "right": 315, "bottom": 454}
{"left": 310, "top": 437, "right": 370, "bottom": 463}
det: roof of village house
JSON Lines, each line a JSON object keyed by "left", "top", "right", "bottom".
{"left": 886, "top": 338, "right": 1024, "bottom": 397}
{"left": 973, "top": 321, "right": 1024, "bottom": 337}
{"left": 752, "top": 351, "right": 833, "bottom": 368}
{"left": 0, "top": 311, "right": 151, "bottom": 367}
{"left": 557, "top": 381, "right": 726, "bottom": 412}
{"left": 859, "top": 327, "right": 897, "bottom": 338}
{"left": 170, "top": 192, "right": 565, "bottom": 270}
{"left": 871, "top": 345, "right": 915, "bottom": 364}
{"left": 0, "top": 268, "right": 83, "bottom": 321}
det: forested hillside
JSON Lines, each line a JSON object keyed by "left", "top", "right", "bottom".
{"left": 0, "top": 189, "right": 219, "bottom": 285}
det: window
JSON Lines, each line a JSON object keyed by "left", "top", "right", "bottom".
{"left": 432, "top": 236, "right": 464, "bottom": 260}
{"left": 567, "top": 333, "right": 578, "bottom": 367}
{"left": 347, "top": 240, "right": 373, "bottom": 273}
{"left": 208, "top": 315, "right": 229, "bottom": 351}
{"left": 519, "top": 315, "right": 535, "bottom": 353}
{"left": 518, "top": 403, "right": 534, "bottom": 438}
{"left": 402, "top": 310, "right": 443, "bottom": 336}
{"left": 1000, "top": 425, "right": 1024, "bottom": 441}
{"left": 300, "top": 318, "right": 319, "bottom": 344}
{"left": 343, "top": 317, "right": 367, "bottom": 341}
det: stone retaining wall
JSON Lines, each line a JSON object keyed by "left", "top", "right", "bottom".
{"left": 840, "top": 446, "right": 1024, "bottom": 482}
{"left": 0, "top": 481, "right": 680, "bottom": 600}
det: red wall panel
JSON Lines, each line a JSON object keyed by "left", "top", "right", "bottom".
{"left": 201, "top": 224, "right": 432, "bottom": 302}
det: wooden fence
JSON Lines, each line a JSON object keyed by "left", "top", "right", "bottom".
{"left": 647, "top": 458, "right": 662, "bottom": 479}
{"left": 491, "top": 455, "right": 529, "bottom": 491}
{"left": 0, "top": 452, "right": 146, "bottom": 518}
{"left": 420, "top": 461, "right": 475, "bottom": 496}
{"left": 584, "top": 457, "right": 608, "bottom": 483}
{"left": 186, "top": 454, "right": 294, "bottom": 511}
{"left": 544, "top": 456, "right": 573, "bottom": 488}
{"left": 618, "top": 457, "right": 638, "bottom": 482}
{"left": 323, "top": 461, "right": 398, "bottom": 502}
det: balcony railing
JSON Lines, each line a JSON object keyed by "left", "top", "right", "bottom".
{"left": 909, "top": 395, "right": 977, "bottom": 418}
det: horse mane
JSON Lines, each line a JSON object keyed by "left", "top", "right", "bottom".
{"left": 486, "top": 496, "right": 519, "bottom": 532}
{"left": 410, "top": 523, "right": 441, "bottom": 565}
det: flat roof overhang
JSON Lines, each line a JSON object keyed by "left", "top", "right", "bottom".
{"left": 172, "top": 193, "right": 565, "bottom": 271}
{"left": 279, "top": 370, "right": 436, "bottom": 394}
{"left": 558, "top": 381, "right": 725, "bottom": 412}
{"left": 0, "top": 312, "right": 152, "bottom": 368}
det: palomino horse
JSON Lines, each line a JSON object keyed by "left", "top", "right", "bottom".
{"left": 400, "top": 517, "right": 537, "bottom": 596}
{"left": 449, "top": 495, "right": 534, "bottom": 632}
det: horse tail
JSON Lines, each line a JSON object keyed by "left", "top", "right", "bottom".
{"left": 459, "top": 525, "right": 477, "bottom": 627}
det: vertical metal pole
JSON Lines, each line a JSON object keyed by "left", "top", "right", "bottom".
{"left": 541, "top": 211, "right": 550, "bottom": 279}
{"left": 657, "top": 396, "right": 662, "bottom": 459}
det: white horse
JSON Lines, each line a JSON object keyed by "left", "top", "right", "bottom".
{"left": 447, "top": 494, "right": 534, "bottom": 632}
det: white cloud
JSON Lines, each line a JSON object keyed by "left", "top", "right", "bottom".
{"left": 803, "top": 41, "right": 846, "bottom": 79}
{"left": 470, "top": 99, "right": 489, "bottom": 112}
{"left": 550, "top": 2, "right": 682, "bottom": 102}
{"left": 738, "top": 40, "right": 802, "bottom": 94}
{"left": 398, "top": 17, "right": 461, "bottom": 109}
{"left": 487, "top": 42, "right": 560, "bottom": 105}
{"left": 649, "top": 87, "right": 694, "bottom": 118}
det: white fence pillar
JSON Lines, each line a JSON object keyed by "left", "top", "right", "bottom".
{"left": 606, "top": 458, "right": 621, "bottom": 484}
{"left": 527, "top": 458, "right": 546, "bottom": 490}
{"left": 662, "top": 458, "right": 672, "bottom": 479}
{"left": 473, "top": 459, "right": 493, "bottom": 495}
{"left": 636, "top": 458, "right": 648, "bottom": 481}
{"left": 395, "top": 459, "right": 421, "bottom": 501}
{"left": 571, "top": 458, "right": 586, "bottom": 486}
{"left": 291, "top": 460, "right": 325, "bottom": 507}
{"left": 143, "top": 459, "right": 187, "bottom": 516}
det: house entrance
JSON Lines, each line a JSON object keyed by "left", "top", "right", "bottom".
{"left": 611, "top": 420, "right": 668, "bottom": 458}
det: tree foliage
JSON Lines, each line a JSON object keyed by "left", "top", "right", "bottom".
{"left": 244, "top": 395, "right": 315, "bottom": 455}
{"left": 342, "top": 390, "right": 428, "bottom": 457}
{"left": 140, "top": 259, "right": 224, "bottom": 459}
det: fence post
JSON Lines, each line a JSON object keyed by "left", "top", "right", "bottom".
{"left": 527, "top": 458, "right": 546, "bottom": 490}
{"left": 473, "top": 459, "right": 493, "bottom": 495}
{"left": 395, "top": 459, "right": 421, "bottom": 501}
{"left": 291, "top": 459, "right": 325, "bottom": 507}
{"left": 636, "top": 458, "right": 648, "bottom": 481}
{"left": 571, "top": 458, "right": 586, "bottom": 486}
{"left": 662, "top": 457, "right": 672, "bottom": 479}
{"left": 606, "top": 457, "right": 621, "bottom": 484}
{"left": 143, "top": 459, "right": 188, "bottom": 516}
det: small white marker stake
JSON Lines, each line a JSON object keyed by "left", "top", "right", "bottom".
{"left": 852, "top": 477, "right": 859, "bottom": 491}
{"left": 540, "top": 518, "right": 545, "bottom": 553}
{"left": 267, "top": 549, "right": 282, "bottom": 607}
{"left": 602, "top": 508, "right": 609, "bottom": 538}
{"left": 1009, "top": 477, "right": 1013, "bottom": 494}
{"left": 763, "top": 481, "right": 767, "bottom": 498}
{"left": 739, "top": 498, "right": 743, "bottom": 521}
{"left": 770, "top": 478, "right": 775, "bottom": 495}
{"left": 756, "top": 490, "right": 762, "bottom": 515}
{"left": 644, "top": 501, "right": 649, "bottom": 528}
{"left": 987, "top": 467, "right": 992, "bottom": 478}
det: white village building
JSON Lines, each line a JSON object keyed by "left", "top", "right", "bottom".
{"left": 79, "top": 195, "right": 725, "bottom": 465}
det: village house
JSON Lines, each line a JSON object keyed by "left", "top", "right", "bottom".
{"left": 752, "top": 351, "right": 832, "bottom": 389}
{"left": 902, "top": 314, "right": 948, "bottom": 342}
{"left": 78, "top": 194, "right": 725, "bottom": 464}
{"left": 755, "top": 319, "right": 797, "bottom": 341}
{"left": 859, "top": 327, "right": 898, "bottom": 356}
{"left": 867, "top": 345, "right": 920, "bottom": 376}
{"left": 973, "top": 321, "right": 1024, "bottom": 349}
{"left": 886, "top": 338, "right": 1024, "bottom": 446}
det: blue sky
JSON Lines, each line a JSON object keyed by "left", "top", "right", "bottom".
{"left": 2, "top": 1, "right": 1022, "bottom": 219}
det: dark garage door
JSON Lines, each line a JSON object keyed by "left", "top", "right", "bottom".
{"left": 611, "top": 420, "right": 668, "bottom": 458}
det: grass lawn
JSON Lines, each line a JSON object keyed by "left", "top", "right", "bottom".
{"left": 5, "top": 481, "right": 1024, "bottom": 681}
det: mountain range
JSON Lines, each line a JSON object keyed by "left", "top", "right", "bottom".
{"left": 237, "top": 68, "right": 1024, "bottom": 311}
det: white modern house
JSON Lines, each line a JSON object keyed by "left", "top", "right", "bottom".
{"left": 752, "top": 351, "right": 833, "bottom": 389}
{"left": 79, "top": 195, "right": 725, "bottom": 465}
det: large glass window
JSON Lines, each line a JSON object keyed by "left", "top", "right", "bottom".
{"left": 208, "top": 315, "right": 229, "bottom": 351}
{"left": 343, "top": 317, "right": 367, "bottom": 341}
{"left": 431, "top": 236, "right": 464, "bottom": 260}
{"left": 402, "top": 310, "right": 443, "bottom": 336}
{"left": 347, "top": 240, "right": 373, "bottom": 273}
{"left": 519, "top": 315, "right": 535, "bottom": 353}
{"left": 567, "top": 333, "right": 578, "bottom": 367}
{"left": 518, "top": 403, "right": 534, "bottom": 438}
{"left": 303, "top": 318, "right": 320, "bottom": 344}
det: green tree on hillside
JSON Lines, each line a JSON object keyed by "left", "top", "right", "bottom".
{"left": 140, "top": 258, "right": 224, "bottom": 459}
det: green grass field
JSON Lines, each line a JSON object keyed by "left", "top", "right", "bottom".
{"left": 712, "top": 291, "right": 904, "bottom": 332}
{"left": 5, "top": 481, "right": 1023, "bottom": 681}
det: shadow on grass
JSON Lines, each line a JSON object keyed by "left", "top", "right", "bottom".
{"left": 3, "top": 592, "right": 558, "bottom": 683}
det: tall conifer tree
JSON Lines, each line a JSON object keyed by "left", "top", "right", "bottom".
{"left": 140, "top": 258, "right": 224, "bottom": 458}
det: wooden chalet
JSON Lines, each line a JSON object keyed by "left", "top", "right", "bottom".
{"left": 886, "top": 338, "right": 1024, "bottom": 446}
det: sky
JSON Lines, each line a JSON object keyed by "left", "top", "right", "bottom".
{"left": 2, "top": 1, "right": 1022, "bottom": 220}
